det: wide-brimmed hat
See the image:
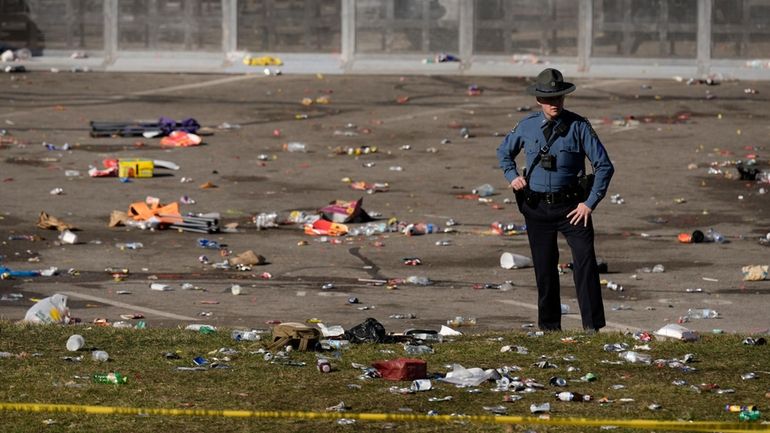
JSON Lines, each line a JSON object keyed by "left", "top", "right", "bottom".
{"left": 526, "top": 68, "right": 576, "bottom": 97}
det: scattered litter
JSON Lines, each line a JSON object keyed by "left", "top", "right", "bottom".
{"left": 742, "top": 265, "right": 768, "bottom": 281}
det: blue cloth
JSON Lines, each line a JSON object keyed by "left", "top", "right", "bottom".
{"left": 497, "top": 110, "right": 614, "bottom": 209}
{"left": 0, "top": 266, "right": 40, "bottom": 277}
{"left": 157, "top": 117, "right": 200, "bottom": 136}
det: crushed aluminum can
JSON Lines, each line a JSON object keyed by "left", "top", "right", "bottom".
{"left": 534, "top": 360, "right": 557, "bottom": 369}
{"left": 483, "top": 405, "right": 508, "bottom": 415}
{"left": 410, "top": 379, "right": 432, "bottom": 392}
{"left": 740, "top": 372, "right": 757, "bottom": 380}
{"left": 549, "top": 376, "right": 567, "bottom": 387}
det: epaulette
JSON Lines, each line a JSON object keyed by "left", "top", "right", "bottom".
{"left": 511, "top": 112, "right": 540, "bottom": 133}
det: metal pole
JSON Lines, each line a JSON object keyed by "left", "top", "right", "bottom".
{"left": 458, "top": 0, "right": 474, "bottom": 70}
{"left": 697, "top": 0, "right": 712, "bottom": 76}
{"left": 341, "top": 0, "right": 355, "bottom": 70}
{"left": 222, "top": 0, "right": 237, "bottom": 55}
{"left": 577, "top": 0, "right": 592, "bottom": 72}
{"left": 103, "top": 0, "right": 118, "bottom": 65}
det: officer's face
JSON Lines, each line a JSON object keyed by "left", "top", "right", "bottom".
{"left": 536, "top": 95, "right": 565, "bottom": 119}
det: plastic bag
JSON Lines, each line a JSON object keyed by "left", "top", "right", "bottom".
{"left": 344, "top": 317, "right": 389, "bottom": 343}
{"left": 24, "top": 294, "right": 70, "bottom": 324}
{"left": 440, "top": 364, "right": 496, "bottom": 387}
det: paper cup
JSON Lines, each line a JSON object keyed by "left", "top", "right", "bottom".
{"left": 500, "top": 252, "right": 533, "bottom": 269}
{"left": 66, "top": 334, "right": 85, "bottom": 351}
{"left": 230, "top": 284, "right": 242, "bottom": 295}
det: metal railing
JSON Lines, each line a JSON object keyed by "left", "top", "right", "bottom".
{"left": 0, "top": 0, "right": 768, "bottom": 78}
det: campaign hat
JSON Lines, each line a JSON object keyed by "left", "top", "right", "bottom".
{"left": 526, "top": 68, "right": 576, "bottom": 97}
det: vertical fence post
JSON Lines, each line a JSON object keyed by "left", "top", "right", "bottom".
{"left": 341, "top": 0, "right": 355, "bottom": 71}
{"left": 103, "top": 0, "right": 118, "bottom": 65}
{"left": 458, "top": 0, "right": 474, "bottom": 71}
{"left": 697, "top": 0, "right": 712, "bottom": 76}
{"left": 577, "top": 0, "right": 592, "bottom": 73}
{"left": 222, "top": 0, "right": 237, "bottom": 56}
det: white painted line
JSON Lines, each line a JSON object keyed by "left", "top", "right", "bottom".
{"left": 1, "top": 74, "right": 263, "bottom": 119}
{"left": 497, "top": 299, "right": 635, "bottom": 331}
{"left": 129, "top": 74, "right": 263, "bottom": 96}
{"left": 296, "top": 291, "right": 307, "bottom": 297}
{"left": 62, "top": 291, "right": 198, "bottom": 321}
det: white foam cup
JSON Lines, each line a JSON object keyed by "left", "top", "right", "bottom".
{"left": 500, "top": 252, "right": 533, "bottom": 269}
{"left": 66, "top": 334, "right": 85, "bottom": 351}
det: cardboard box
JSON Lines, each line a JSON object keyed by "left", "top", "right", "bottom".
{"left": 118, "top": 159, "right": 154, "bottom": 178}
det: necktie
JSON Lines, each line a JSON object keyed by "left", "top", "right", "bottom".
{"left": 542, "top": 120, "right": 555, "bottom": 141}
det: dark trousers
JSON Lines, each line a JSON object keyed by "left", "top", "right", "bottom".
{"left": 518, "top": 197, "right": 605, "bottom": 331}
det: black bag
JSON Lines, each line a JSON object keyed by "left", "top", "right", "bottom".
{"left": 577, "top": 173, "right": 595, "bottom": 201}
{"left": 344, "top": 318, "right": 390, "bottom": 344}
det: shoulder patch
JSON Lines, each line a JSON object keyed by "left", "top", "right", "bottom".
{"left": 585, "top": 119, "right": 598, "bottom": 139}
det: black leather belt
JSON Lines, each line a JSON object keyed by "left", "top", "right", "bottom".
{"left": 526, "top": 187, "right": 581, "bottom": 205}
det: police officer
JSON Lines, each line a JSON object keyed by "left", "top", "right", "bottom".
{"left": 497, "top": 68, "right": 614, "bottom": 332}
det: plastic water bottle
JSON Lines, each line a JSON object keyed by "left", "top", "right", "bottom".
{"left": 619, "top": 351, "right": 652, "bottom": 364}
{"left": 472, "top": 184, "right": 495, "bottom": 197}
{"left": 283, "top": 142, "right": 307, "bottom": 152}
{"left": 556, "top": 391, "right": 591, "bottom": 402}
{"left": 115, "top": 242, "right": 143, "bottom": 250}
{"left": 447, "top": 316, "right": 476, "bottom": 327}
{"left": 404, "top": 344, "right": 434, "bottom": 355}
{"left": 232, "top": 330, "right": 261, "bottom": 341}
{"left": 93, "top": 372, "right": 127, "bottom": 384}
{"left": 254, "top": 212, "right": 278, "bottom": 230}
{"left": 197, "top": 238, "right": 221, "bottom": 249}
{"left": 318, "top": 339, "right": 350, "bottom": 350}
{"left": 687, "top": 308, "right": 719, "bottom": 319}
{"left": 406, "top": 276, "right": 432, "bottom": 285}
{"left": 707, "top": 228, "right": 726, "bottom": 243}
{"left": 91, "top": 350, "right": 109, "bottom": 362}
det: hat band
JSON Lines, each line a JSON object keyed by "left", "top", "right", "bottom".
{"left": 536, "top": 86, "right": 566, "bottom": 93}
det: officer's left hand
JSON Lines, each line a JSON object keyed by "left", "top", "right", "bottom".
{"left": 567, "top": 203, "right": 592, "bottom": 227}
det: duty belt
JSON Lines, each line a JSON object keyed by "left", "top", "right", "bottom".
{"left": 526, "top": 186, "right": 581, "bottom": 205}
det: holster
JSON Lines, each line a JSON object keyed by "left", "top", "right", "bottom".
{"left": 577, "top": 174, "right": 595, "bottom": 201}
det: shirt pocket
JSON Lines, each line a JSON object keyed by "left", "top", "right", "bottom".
{"left": 524, "top": 144, "right": 539, "bottom": 171}
{"left": 558, "top": 141, "right": 584, "bottom": 170}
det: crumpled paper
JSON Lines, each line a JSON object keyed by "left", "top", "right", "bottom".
{"left": 742, "top": 265, "right": 768, "bottom": 281}
{"left": 37, "top": 211, "right": 76, "bottom": 231}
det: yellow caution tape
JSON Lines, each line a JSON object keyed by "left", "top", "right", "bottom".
{"left": 1, "top": 402, "right": 768, "bottom": 432}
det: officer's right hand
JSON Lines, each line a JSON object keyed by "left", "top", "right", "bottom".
{"left": 511, "top": 176, "right": 527, "bottom": 191}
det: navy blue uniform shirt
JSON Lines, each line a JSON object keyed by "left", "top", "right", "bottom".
{"left": 496, "top": 110, "right": 614, "bottom": 209}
